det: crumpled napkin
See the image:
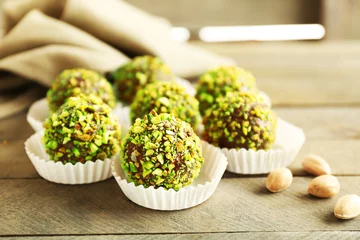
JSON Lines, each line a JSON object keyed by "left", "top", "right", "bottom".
{"left": 0, "top": 0, "right": 234, "bottom": 87}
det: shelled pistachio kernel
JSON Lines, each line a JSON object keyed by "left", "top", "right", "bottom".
{"left": 266, "top": 168, "right": 293, "bottom": 193}
{"left": 46, "top": 68, "right": 116, "bottom": 113}
{"left": 203, "top": 91, "right": 277, "bottom": 150}
{"left": 111, "top": 55, "right": 174, "bottom": 104}
{"left": 334, "top": 195, "right": 360, "bottom": 220}
{"left": 43, "top": 94, "right": 121, "bottom": 164}
{"left": 130, "top": 81, "right": 200, "bottom": 129}
{"left": 121, "top": 110, "right": 204, "bottom": 190}
{"left": 302, "top": 154, "right": 331, "bottom": 176}
{"left": 195, "top": 66, "right": 258, "bottom": 115}
{"left": 308, "top": 175, "right": 340, "bottom": 198}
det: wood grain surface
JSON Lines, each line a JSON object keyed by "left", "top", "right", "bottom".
{"left": 2, "top": 232, "right": 360, "bottom": 240}
{"left": 0, "top": 177, "right": 359, "bottom": 236}
{"left": 125, "top": 0, "right": 320, "bottom": 29}
{"left": 194, "top": 42, "right": 360, "bottom": 106}
{"left": 1, "top": 41, "right": 360, "bottom": 238}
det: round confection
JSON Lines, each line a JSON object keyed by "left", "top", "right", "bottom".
{"left": 196, "top": 66, "right": 258, "bottom": 115}
{"left": 203, "top": 92, "right": 277, "bottom": 150}
{"left": 43, "top": 94, "right": 121, "bottom": 164}
{"left": 121, "top": 110, "right": 204, "bottom": 190}
{"left": 130, "top": 81, "right": 200, "bottom": 130}
{"left": 47, "top": 68, "right": 116, "bottom": 113}
{"left": 112, "top": 55, "right": 174, "bottom": 104}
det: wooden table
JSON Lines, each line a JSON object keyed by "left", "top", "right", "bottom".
{"left": 1, "top": 42, "right": 360, "bottom": 239}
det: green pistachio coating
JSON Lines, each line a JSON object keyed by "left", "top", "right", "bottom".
{"left": 121, "top": 110, "right": 204, "bottom": 190}
{"left": 43, "top": 94, "right": 121, "bottom": 164}
{"left": 47, "top": 68, "right": 116, "bottom": 113}
{"left": 203, "top": 92, "right": 277, "bottom": 150}
{"left": 196, "top": 66, "right": 258, "bottom": 115}
{"left": 130, "top": 81, "right": 201, "bottom": 130}
{"left": 112, "top": 55, "right": 174, "bottom": 104}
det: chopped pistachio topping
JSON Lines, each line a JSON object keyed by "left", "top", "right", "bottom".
{"left": 47, "top": 68, "right": 116, "bottom": 113}
{"left": 121, "top": 110, "right": 204, "bottom": 191}
{"left": 43, "top": 94, "right": 121, "bottom": 164}
{"left": 130, "top": 81, "right": 201, "bottom": 130}
{"left": 203, "top": 92, "right": 277, "bottom": 150}
{"left": 112, "top": 55, "right": 174, "bottom": 104}
{"left": 195, "top": 66, "right": 258, "bottom": 115}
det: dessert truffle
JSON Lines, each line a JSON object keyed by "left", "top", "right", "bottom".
{"left": 43, "top": 94, "right": 121, "bottom": 164}
{"left": 47, "top": 68, "right": 116, "bottom": 113}
{"left": 203, "top": 92, "right": 277, "bottom": 150}
{"left": 130, "top": 81, "right": 200, "bottom": 129}
{"left": 196, "top": 66, "right": 257, "bottom": 115}
{"left": 112, "top": 55, "right": 174, "bottom": 104}
{"left": 121, "top": 110, "right": 204, "bottom": 190}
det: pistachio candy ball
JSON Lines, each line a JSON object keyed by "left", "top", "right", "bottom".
{"left": 43, "top": 94, "right": 121, "bottom": 164}
{"left": 130, "top": 81, "right": 200, "bottom": 130}
{"left": 112, "top": 55, "right": 174, "bottom": 104}
{"left": 203, "top": 92, "right": 277, "bottom": 150}
{"left": 121, "top": 110, "right": 204, "bottom": 190}
{"left": 47, "top": 68, "right": 116, "bottom": 113}
{"left": 196, "top": 66, "right": 257, "bottom": 115}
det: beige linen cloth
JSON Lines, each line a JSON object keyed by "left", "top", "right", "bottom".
{"left": 0, "top": 0, "right": 233, "bottom": 118}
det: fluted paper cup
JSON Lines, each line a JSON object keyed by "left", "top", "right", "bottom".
{"left": 175, "top": 77, "right": 196, "bottom": 96}
{"left": 25, "top": 132, "right": 115, "bottom": 184}
{"left": 259, "top": 91, "right": 272, "bottom": 107}
{"left": 27, "top": 98, "right": 47, "bottom": 132}
{"left": 111, "top": 141, "right": 228, "bottom": 211}
{"left": 112, "top": 103, "right": 130, "bottom": 138}
{"left": 221, "top": 118, "right": 305, "bottom": 174}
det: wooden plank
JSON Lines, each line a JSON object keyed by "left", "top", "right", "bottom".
{"left": 321, "top": 0, "right": 360, "bottom": 40}
{"left": 2, "top": 107, "right": 360, "bottom": 178}
{"left": 125, "top": 0, "right": 320, "bottom": 29}
{"left": 194, "top": 42, "right": 360, "bottom": 106}
{"left": 4, "top": 138, "right": 360, "bottom": 178}
{"left": 0, "top": 108, "right": 40, "bottom": 178}
{"left": 0, "top": 140, "right": 39, "bottom": 178}
{"left": 3, "top": 106, "right": 359, "bottom": 141}
{"left": 321, "top": 0, "right": 349, "bottom": 40}
{"left": 2, "top": 232, "right": 360, "bottom": 240}
{"left": 347, "top": 0, "right": 360, "bottom": 39}
{"left": 1, "top": 42, "right": 360, "bottom": 106}
{"left": 276, "top": 107, "right": 360, "bottom": 140}
{"left": 227, "top": 139, "right": 360, "bottom": 177}
{"left": 0, "top": 108, "right": 35, "bottom": 141}
{"left": 289, "top": 139, "right": 360, "bottom": 176}
{"left": 0, "top": 177, "right": 359, "bottom": 235}
{"left": 3, "top": 106, "right": 360, "bottom": 143}
{"left": 0, "top": 87, "right": 44, "bottom": 119}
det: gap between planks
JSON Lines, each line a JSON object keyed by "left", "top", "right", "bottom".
{"left": 2, "top": 231, "right": 360, "bottom": 239}
{"left": 0, "top": 178, "right": 360, "bottom": 235}
{"left": 195, "top": 42, "right": 360, "bottom": 106}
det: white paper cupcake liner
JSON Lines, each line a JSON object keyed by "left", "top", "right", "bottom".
{"left": 221, "top": 118, "right": 305, "bottom": 174}
{"left": 27, "top": 98, "right": 48, "bottom": 132}
{"left": 112, "top": 103, "right": 130, "bottom": 138}
{"left": 259, "top": 91, "right": 272, "bottom": 107}
{"left": 111, "top": 141, "right": 228, "bottom": 211}
{"left": 25, "top": 132, "right": 115, "bottom": 184}
{"left": 175, "top": 77, "right": 196, "bottom": 96}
